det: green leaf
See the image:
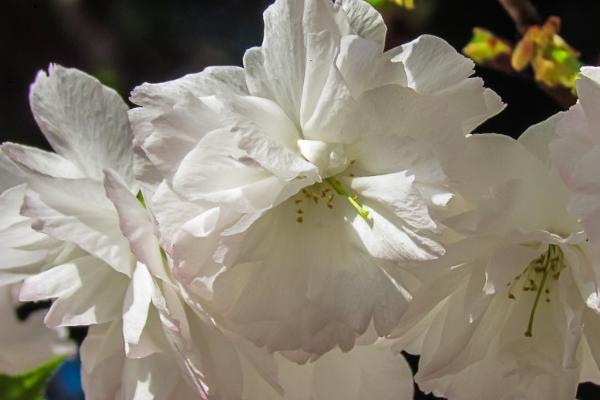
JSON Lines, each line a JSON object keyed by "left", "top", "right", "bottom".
{"left": 366, "top": 0, "right": 414, "bottom": 8}
{"left": 463, "top": 28, "right": 512, "bottom": 64}
{"left": 0, "top": 357, "right": 64, "bottom": 400}
{"left": 366, "top": 0, "right": 386, "bottom": 7}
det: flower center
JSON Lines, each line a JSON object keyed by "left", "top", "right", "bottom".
{"left": 297, "top": 139, "right": 349, "bottom": 177}
{"left": 293, "top": 139, "right": 369, "bottom": 223}
{"left": 506, "top": 244, "right": 566, "bottom": 337}
{"left": 291, "top": 175, "right": 369, "bottom": 223}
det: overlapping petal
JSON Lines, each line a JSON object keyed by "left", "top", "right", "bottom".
{"left": 130, "top": 0, "right": 503, "bottom": 357}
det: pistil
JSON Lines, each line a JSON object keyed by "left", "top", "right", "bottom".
{"left": 324, "top": 177, "right": 370, "bottom": 219}
{"left": 508, "top": 244, "right": 565, "bottom": 338}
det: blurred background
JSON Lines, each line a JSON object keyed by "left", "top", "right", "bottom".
{"left": 2, "top": 0, "right": 600, "bottom": 399}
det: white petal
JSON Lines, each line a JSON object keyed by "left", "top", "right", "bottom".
{"left": 171, "top": 124, "right": 315, "bottom": 213}
{"left": 337, "top": 0, "right": 386, "bottom": 47}
{"left": 81, "top": 320, "right": 197, "bottom": 400}
{"left": 80, "top": 321, "right": 123, "bottom": 374}
{"left": 0, "top": 150, "right": 25, "bottom": 193}
{"left": 122, "top": 263, "right": 154, "bottom": 352}
{"left": 301, "top": 63, "right": 359, "bottom": 144}
{"left": 29, "top": 64, "right": 133, "bottom": 183}
{"left": 183, "top": 313, "right": 245, "bottom": 400}
{"left": 104, "top": 170, "right": 168, "bottom": 281}
{"left": 550, "top": 103, "right": 594, "bottom": 189}
{"left": 391, "top": 35, "right": 475, "bottom": 95}
{"left": 141, "top": 94, "right": 220, "bottom": 178}
{"left": 349, "top": 173, "right": 445, "bottom": 261}
{"left": 130, "top": 66, "right": 248, "bottom": 109}
{"left": 518, "top": 113, "right": 561, "bottom": 167}
{"left": 20, "top": 171, "right": 135, "bottom": 276}
{"left": 355, "top": 82, "right": 493, "bottom": 159}
{"left": 336, "top": 35, "right": 406, "bottom": 96}
{"left": 151, "top": 181, "right": 214, "bottom": 244}
{"left": 1, "top": 142, "right": 84, "bottom": 179}
{"left": 245, "top": 341, "right": 413, "bottom": 400}
{"left": 20, "top": 255, "right": 129, "bottom": 327}
{"left": 120, "top": 354, "right": 181, "bottom": 400}
{"left": 576, "top": 67, "right": 600, "bottom": 140}
{"left": 299, "top": 30, "right": 338, "bottom": 127}
{"left": 0, "top": 186, "right": 53, "bottom": 283}
{"left": 583, "top": 309, "right": 600, "bottom": 379}
{"left": 244, "top": 0, "right": 342, "bottom": 122}
{"left": 212, "top": 200, "right": 411, "bottom": 354}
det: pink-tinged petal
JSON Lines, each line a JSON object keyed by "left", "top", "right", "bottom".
{"left": 103, "top": 170, "right": 168, "bottom": 281}
{"left": 20, "top": 171, "right": 134, "bottom": 276}
{"left": 1, "top": 142, "right": 84, "bottom": 179}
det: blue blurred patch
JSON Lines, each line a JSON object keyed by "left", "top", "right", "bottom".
{"left": 46, "top": 356, "right": 83, "bottom": 400}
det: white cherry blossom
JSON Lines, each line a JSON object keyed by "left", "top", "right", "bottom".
{"left": 131, "top": 0, "right": 503, "bottom": 355}
{"left": 1, "top": 63, "right": 415, "bottom": 400}
{"left": 550, "top": 66, "right": 600, "bottom": 284}
{"left": 0, "top": 65, "right": 205, "bottom": 399}
{"left": 393, "top": 124, "right": 600, "bottom": 400}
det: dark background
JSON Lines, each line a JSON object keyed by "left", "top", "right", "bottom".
{"left": 2, "top": 0, "right": 600, "bottom": 399}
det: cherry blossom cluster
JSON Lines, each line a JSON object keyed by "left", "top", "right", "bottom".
{"left": 1, "top": 0, "right": 600, "bottom": 399}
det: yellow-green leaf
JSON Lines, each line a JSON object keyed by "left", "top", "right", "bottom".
{"left": 463, "top": 28, "right": 512, "bottom": 64}
{"left": 512, "top": 17, "right": 582, "bottom": 89}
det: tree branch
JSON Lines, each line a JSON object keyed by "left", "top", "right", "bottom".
{"left": 480, "top": 55, "right": 576, "bottom": 109}
{"left": 497, "top": 0, "right": 542, "bottom": 34}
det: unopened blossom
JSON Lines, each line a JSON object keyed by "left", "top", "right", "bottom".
{"left": 131, "top": 0, "right": 503, "bottom": 356}
{"left": 393, "top": 123, "right": 600, "bottom": 399}
{"left": 550, "top": 66, "right": 600, "bottom": 282}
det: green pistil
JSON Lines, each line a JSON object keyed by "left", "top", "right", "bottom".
{"left": 524, "top": 244, "right": 562, "bottom": 338}
{"left": 324, "top": 177, "right": 370, "bottom": 219}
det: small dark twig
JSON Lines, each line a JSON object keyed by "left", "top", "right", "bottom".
{"left": 497, "top": 0, "right": 542, "bottom": 35}
{"left": 537, "top": 86, "right": 577, "bottom": 109}
{"left": 480, "top": 56, "right": 577, "bottom": 109}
